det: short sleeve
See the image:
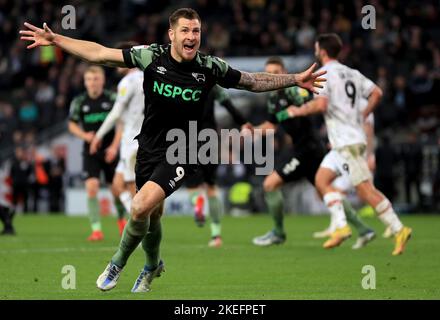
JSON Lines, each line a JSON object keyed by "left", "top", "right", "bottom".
{"left": 358, "top": 71, "right": 376, "bottom": 98}
{"left": 210, "top": 56, "right": 241, "bottom": 88}
{"left": 122, "top": 45, "right": 155, "bottom": 71}
{"left": 68, "top": 97, "right": 81, "bottom": 123}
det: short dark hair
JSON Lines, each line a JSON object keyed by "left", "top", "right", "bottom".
{"left": 316, "top": 33, "right": 343, "bottom": 58}
{"left": 265, "top": 56, "right": 285, "bottom": 69}
{"left": 115, "top": 41, "right": 139, "bottom": 50}
{"left": 169, "top": 8, "right": 201, "bottom": 28}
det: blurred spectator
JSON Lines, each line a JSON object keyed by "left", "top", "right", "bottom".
{"left": 18, "top": 100, "right": 39, "bottom": 131}
{"left": 35, "top": 81, "right": 55, "bottom": 128}
{"left": 10, "top": 146, "right": 31, "bottom": 213}
{"left": 374, "top": 135, "right": 397, "bottom": 202}
{"left": 28, "top": 147, "right": 50, "bottom": 213}
{"left": 390, "top": 75, "right": 410, "bottom": 124}
{"left": 401, "top": 132, "right": 423, "bottom": 208}
{"left": 0, "top": 102, "right": 19, "bottom": 147}
{"left": 207, "top": 22, "right": 230, "bottom": 55}
{"left": 296, "top": 21, "right": 316, "bottom": 51}
{"left": 48, "top": 145, "right": 66, "bottom": 212}
{"left": 408, "top": 64, "right": 435, "bottom": 112}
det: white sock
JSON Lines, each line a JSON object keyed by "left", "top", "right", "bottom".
{"left": 376, "top": 199, "right": 403, "bottom": 234}
{"left": 323, "top": 192, "right": 347, "bottom": 229}
{"left": 328, "top": 214, "right": 337, "bottom": 233}
{"left": 119, "top": 191, "right": 133, "bottom": 213}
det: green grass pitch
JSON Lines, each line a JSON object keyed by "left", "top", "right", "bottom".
{"left": 0, "top": 214, "right": 439, "bottom": 300}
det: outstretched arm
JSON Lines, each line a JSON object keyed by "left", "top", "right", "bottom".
{"left": 19, "top": 22, "right": 125, "bottom": 67}
{"left": 236, "top": 63, "right": 326, "bottom": 94}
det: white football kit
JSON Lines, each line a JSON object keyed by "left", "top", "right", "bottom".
{"left": 324, "top": 98, "right": 374, "bottom": 192}
{"left": 316, "top": 60, "right": 376, "bottom": 186}
{"left": 96, "top": 70, "right": 144, "bottom": 182}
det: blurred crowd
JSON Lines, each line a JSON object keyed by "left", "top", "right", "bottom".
{"left": 0, "top": 0, "right": 439, "bottom": 212}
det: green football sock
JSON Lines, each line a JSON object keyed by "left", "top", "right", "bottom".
{"left": 141, "top": 215, "right": 162, "bottom": 269}
{"left": 208, "top": 196, "right": 222, "bottom": 237}
{"left": 114, "top": 198, "right": 127, "bottom": 220}
{"left": 210, "top": 223, "right": 221, "bottom": 238}
{"left": 87, "top": 197, "right": 101, "bottom": 232}
{"left": 112, "top": 217, "right": 149, "bottom": 268}
{"left": 343, "top": 199, "right": 372, "bottom": 236}
{"left": 265, "top": 190, "right": 284, "bottom": 236}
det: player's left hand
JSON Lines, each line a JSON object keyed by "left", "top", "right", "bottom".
{"left": 295, "top": 63, "right": 326, "bottom": 94}
{"left": 105, "top": 145, "right": 118, "bottom": 163}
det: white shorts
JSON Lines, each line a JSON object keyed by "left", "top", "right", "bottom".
{"left": 337, "top": 144, "right": 372, "bottom": 186}
{"left": 320, "top": 149, "right": 352, "bottom": 192}
{"left": 115, "top": 140, "right": 138, "bottom": 182}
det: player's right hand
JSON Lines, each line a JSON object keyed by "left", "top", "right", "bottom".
{"left": 19, "top": 22, "right": 55, "bottom": 49}
{"left": 84, "top": 132, "right": 95, "bottom": 144}
{"left": 89, "top": 137, "right": 102, "bottom": 155}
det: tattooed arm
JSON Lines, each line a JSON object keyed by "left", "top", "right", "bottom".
{"left": 236, "top": 63, "right": 326, "bottom": 94}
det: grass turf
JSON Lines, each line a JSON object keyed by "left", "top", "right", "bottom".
{"left": 0, "top": 214, "right": 439, "bottom": 300}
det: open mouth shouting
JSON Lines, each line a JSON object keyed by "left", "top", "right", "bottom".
{"left": 183, "top": 43, "right": 196, "bottom": 55}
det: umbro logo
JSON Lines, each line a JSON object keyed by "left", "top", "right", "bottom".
{"left": 168, "top": 179, "right": 176, "bottom": 189}
{"left": 82, "top": 105, "right": 90, "bottom": 112}
{"left": 157, "top": 66, "right": 167, "bottom": 75}
{"left": 101, "top": 102, "right": 111, "bottom": 110}
{"left": 192, "top": 72, "right": 205, "bottom": 83}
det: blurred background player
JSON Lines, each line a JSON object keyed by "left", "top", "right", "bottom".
{"left": 185, "top": 84, "right": 248, "bottom": 248}
{"left": 246, "top": 57, "right": 371, "bottom": 247}
{"left": 288, "top": 33, "right": 412, "bottom": 255}
{"left": 90, "top": 42, "right": 145, "bottom": 236}
{"left": 313, "top": 97, "right": 376, "bottom": 250}
{"left": 68, "top": 65, "right": 125, "bottom": 241}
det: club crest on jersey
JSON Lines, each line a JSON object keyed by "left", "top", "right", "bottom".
{"left": 101, "top": 102, "right": 111, "bottom": 110}
{"left": 192, "top": 72, "right": 205, "bottom": 83}
{"left": 82, "top": 105, "right": 90, "bottom": 112}
{"left": 156, "top": 66, "right": 167, "bottom": 75}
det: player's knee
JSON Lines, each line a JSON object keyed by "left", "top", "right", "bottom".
{"left": 130, "top": 200, "right": 147, "bottom": 220}
{"left": 206, "top": 186, "right": 217, "bottom": 198}
{"left": 131, "top": 196, "right": 154, "bottom": 220}
{"left": 263, "top": 178, "right": 277, "bottom": 192}
{"left": 85, "top": 179, "right": 99, "bottom": 197}
{"left": 86, "top": 186, "right": 99, "bottom": 198}
{"left": 111, "top": 183, "right": 124, "bottom": 197}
